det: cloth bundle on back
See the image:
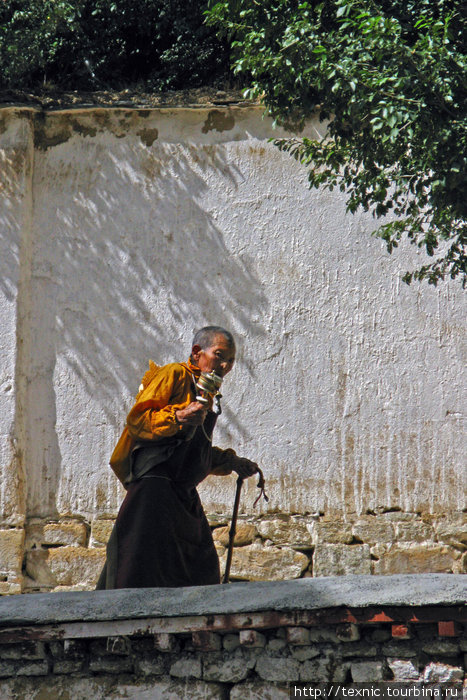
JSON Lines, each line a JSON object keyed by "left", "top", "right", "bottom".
{"left": 97, "top": 326, "right": 263, "bottom": 589}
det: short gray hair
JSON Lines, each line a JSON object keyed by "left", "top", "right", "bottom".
{"left": 192, "top": 326, "right": 235, "bottom": 350}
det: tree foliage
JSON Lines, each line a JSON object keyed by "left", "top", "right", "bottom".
{"left": 207, "top": 0, "right": 467, "bottom": 285}
{"left": 0, "top": 0, "right": 231, "bottom": 91}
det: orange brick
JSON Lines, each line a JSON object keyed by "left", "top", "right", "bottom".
{"left": 392, "top": 624, "right": 411, "bottom": 639}
{"left": 438, "top": 621, "right": 460, "bottom": 637}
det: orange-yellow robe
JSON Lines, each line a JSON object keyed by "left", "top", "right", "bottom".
{"left": 97, "top": 358, "right": 240, "bottom": 589}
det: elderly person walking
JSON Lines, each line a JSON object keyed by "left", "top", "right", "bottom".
{"left": 97, "top": 326, "right": 258, "bottom": 589}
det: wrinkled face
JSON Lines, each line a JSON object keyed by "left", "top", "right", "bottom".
{"left": 192, "top": 334, "right": 236, "bottom": 378}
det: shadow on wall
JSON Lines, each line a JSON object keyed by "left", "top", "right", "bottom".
{"left": 47, "top": 138, "right": 268, "bottom": 405}
{"left": 1, "top": 125, "right": 269, "bottom": 517}
{"left": 0, "top": 149, "right": 22, "bottom": 303}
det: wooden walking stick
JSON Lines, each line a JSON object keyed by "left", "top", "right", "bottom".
{"left": 222, "top": 476, "right": 243, "bottom": 584}
{"left": 222, "top": 467, "right": 269, "bottom": 584}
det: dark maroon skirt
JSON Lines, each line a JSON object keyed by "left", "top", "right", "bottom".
{"left": 96, "top": 475, "right": 220, "bottom": 589}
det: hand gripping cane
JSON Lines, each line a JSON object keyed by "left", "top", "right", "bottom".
{"left": 222, "top": 467, "right": 269, "bottom": 584}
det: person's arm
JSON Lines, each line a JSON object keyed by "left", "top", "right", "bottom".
{"left": 126, "top": 364, "right": 194, "bottom": 441}
{"left": 210, "top": 446, "right": 258, "bottom": 477}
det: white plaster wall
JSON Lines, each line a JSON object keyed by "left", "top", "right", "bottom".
{"left": 1, "top": 106, "right": 465, "bottom": 521}
{"left": 0, "top": 111, "right": 32, "bottom": 526}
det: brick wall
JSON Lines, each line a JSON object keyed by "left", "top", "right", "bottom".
{"left": 0, "top": 580, "right": 465, "bottom": 699}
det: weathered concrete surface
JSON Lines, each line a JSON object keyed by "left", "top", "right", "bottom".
{"left": 0, "top": 575, "right": 465, "bottom": 626}
{"left": 0, "top": 676, "right": 227, "bottom": 700}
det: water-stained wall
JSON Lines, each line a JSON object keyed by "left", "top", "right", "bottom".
{"left": 0, "top": 103, "right": 465, "bottom": 592}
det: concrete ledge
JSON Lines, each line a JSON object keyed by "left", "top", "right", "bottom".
{"left": 0, "top": 575, "right": 465, "bottom": 627}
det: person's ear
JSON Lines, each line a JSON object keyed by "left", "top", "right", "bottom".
{"left": 191, "top": 344, "right": 202, "bottom": 362}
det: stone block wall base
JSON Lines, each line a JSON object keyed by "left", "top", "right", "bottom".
{"left": 0, "top": 528, "right": 25, "bottom": 594}
{"left": 14, "top": 511, "right": 465, "bottom": 593}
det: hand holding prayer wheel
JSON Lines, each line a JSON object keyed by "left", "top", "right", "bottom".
{"left": 190, "top": 369, "right": 223, "bottom": 414}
